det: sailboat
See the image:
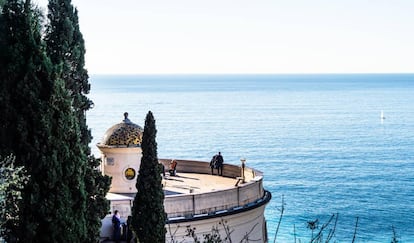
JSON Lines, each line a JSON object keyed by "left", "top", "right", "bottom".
{"left": 381, "top": 110, "right": 385, "bottom": 120}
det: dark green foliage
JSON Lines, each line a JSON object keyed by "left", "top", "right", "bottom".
{"left": 45, "top": 0, "right": 91, "bottom": 121}
{"left": 45, "top": 0, "right": 110, "bottom": 241}
{"left": 45, "top": 0, "right": 91, "bottom": 154}
{"left": 84, "top": 156, "right": 111, "bottom": 242}
{"left": 0, "top": 2, "right": 51, "bottom": 240}
{"left": 0, "top": 0, "right": 53, "bottom": 167}
{"left": 0, "top": 0, "right": 52, "bottom": 154}
{"left": 37, "top": 75, "right": 88, "bottom": 243}
{"left": 0, "top": 155, "right": 29, "bottom": 240}
{"left": 131, "top": 111, "right": 166, "bottom": 243}
{"left": 0, "top": 0, "right": 88, "bottom": 241}
{"left": 0, "top": 0, "right": 108, "bottom": 241}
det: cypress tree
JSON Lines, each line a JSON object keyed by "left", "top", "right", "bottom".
{"left": 45, "top": 0, "right": 91, "bottom": 142}
{"left": 45, "top": 0, "right": 111, "bottom": 241}
{"left": 131, "top": 111, "right": 166, "bottom": 243}
{"left": 0, "top": 0, "right": 88, "bottom": 241}
{"left": 39, "top": 73, "right": 88, "bottom": 243}
{"left": 84, "top": 156, "right": 111, "bottom": 242}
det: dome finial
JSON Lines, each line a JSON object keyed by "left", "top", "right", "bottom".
{"left": 123, "top": 112, "right": 131, "bottom": 123}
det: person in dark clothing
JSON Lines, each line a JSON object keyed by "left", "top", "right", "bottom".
{"left": 215, "top": 152, "right": 224, "bottom": 176}
{"left": 169, "top": 159, "right": 177, "bottom": 176}
{"left": 210, "top": 155, "right": 217, "bottom": 175}
{"left": 112, "top": 210, "right": 121, "bottom": 243}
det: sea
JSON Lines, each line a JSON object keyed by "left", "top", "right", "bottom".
{"left": 87, "top": 74, "right": 414, "bottom": 242}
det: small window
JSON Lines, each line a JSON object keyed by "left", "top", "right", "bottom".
{"left": 125, "top": 168, "right": 136, "bottom": 180}
{"left": 106, "top": 157, "right": 114, "bottom": 166}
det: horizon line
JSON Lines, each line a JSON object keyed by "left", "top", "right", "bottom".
{"left": 89, "top": 72, "right": 414, "bottom": 76}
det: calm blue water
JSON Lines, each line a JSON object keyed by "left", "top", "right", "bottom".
{"left": 87, "top": 74, "right": 414, "bottom": 242}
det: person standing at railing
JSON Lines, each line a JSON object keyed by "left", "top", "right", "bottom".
{"left": 215, "top": 152, "right": 224, "bottom": 176}
{"left": 210, "top": 155, "right": 217, "bottom": 175}
{"left": 211, "top": 152, "right": 224, "bottom": 176}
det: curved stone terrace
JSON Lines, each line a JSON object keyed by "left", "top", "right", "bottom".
{"left": 157, "top": 159, "right": 271, "bottom": 222}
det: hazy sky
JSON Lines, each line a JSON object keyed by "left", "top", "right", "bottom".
{"left": 35, "top": 0, "right": 414, "bottom": 74}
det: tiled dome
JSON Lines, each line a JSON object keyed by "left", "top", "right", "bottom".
{"left": 99, "top": 113, "right": 143, "bottom": 147}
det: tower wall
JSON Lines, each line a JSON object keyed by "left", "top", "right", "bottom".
{"left": 99, "top": 146, "right": 142, "bottom": 193}
{"left": 166, "top": 204, "right": 268, "bottom": 242}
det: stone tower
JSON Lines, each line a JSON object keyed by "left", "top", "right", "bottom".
{"left": 97, "top": 113, "right": 143, "bottom": 193}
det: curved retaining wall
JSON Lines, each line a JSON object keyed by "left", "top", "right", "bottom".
{"left": 159, "top": 159, "right": 265, "bottom": 218}
{"left": 165, "top": 195, "right": 271, "bottom": 243}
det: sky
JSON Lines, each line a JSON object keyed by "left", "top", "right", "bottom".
{"left": 34, "top": 0, "right": 414, "bottom": 75}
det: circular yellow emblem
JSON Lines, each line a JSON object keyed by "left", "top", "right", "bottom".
{"left": 125, "top": 168, "right": 136, "bottom": 180}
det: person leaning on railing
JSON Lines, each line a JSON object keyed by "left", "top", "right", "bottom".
{"left": 169, "top": 159, "right": 177, "bottom": 176}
